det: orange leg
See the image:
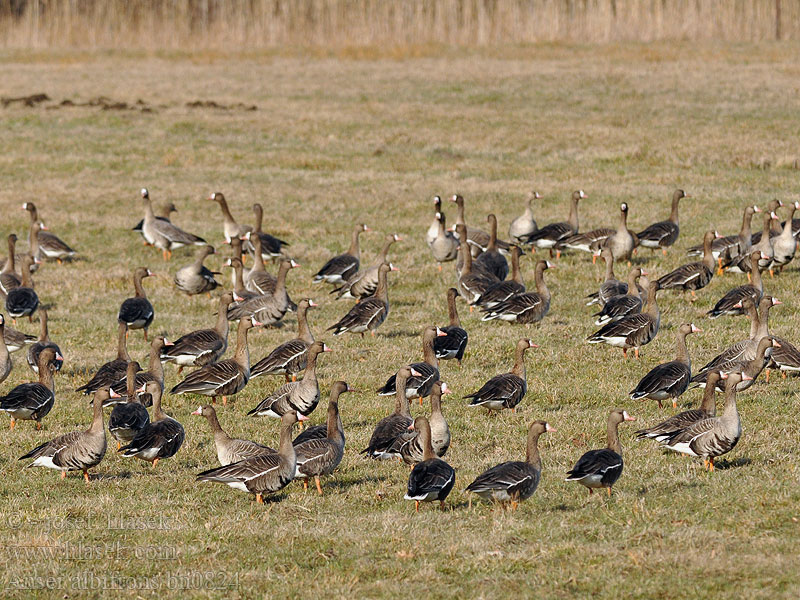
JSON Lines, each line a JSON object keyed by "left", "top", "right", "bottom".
{"left": 634, "top": 347, "right": 640, "bottom": 359}
{"left": 9, "top": 418, "right": 15, "bottom": 430}
{"left": 782, "top": 371, "right": 787, "bottom": 379}
{"left": 152, "top": 458, "right": 159, "bottom": 468}
{"left": 606, "top": 487, "right": 612, "bottom": 497}
{"left": 370, "top": 330, "right": 375, "bottom": 337}
{"left": 708, "top": 458, "right": 715, "bottom": 472}
{"left": 315, "top": 476, "right": 323, "bottom": 496}
{"left": 419, "top": 397, "right": 423, "bottom": 406}
{"left": 747, "top": 272, "right": 752, "bottom": 283}
{"left": 256, "top": 493, "right": 263, "bottom": 504}
{"left": 415, "top": 500, "right": 420, "bottom": 513}
{"left": 177, "top": 366, "right": 184, "bottom": 376}
{"left": 303, "top": 479, "right": 308, "bottom": 491}
{"left": 222, "top": 396, "right": 227, "bottom": 406}
{"left": 143, "top": 329, "right": 149, "bottom": 342}
{"left": 439, "top": 500, "right": 446, "bottom": 511}
{"left": 622, "top": 348, "right": 628, "bottom": 359}
{"left": 592, "top": 254, "right": 597, "bottom": 265}
{"left": 36, "top": 421, "right": 42, "bottom": 430}
{"left": 291, "top": 375, "right": 297, "bottom": 382}
{"left": 765, "top": 369, "right": 771, "bottom": 383}
{"left": 61, "top": 471, "right": 66, "bottom": 479}
{"left": 117, "top": 441, "right": 121, "bottom": 451}
{"left": 83, "top": 470, "right": 90, "bottom": 483}
{"left": 662, "top": 248, "right": 667, "bottom": 256}
{"left": 211, "top": 396, "right": 217, "bottom": 405}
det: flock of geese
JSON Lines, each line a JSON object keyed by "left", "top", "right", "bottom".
{"left": 0, "top": 187, "right": 798, "bottom": 511}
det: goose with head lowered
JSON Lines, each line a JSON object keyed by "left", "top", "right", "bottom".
{"left": 26, "top": 309, "right": 63, "bottom": 374}
{"left": 192, "top": 404, "right": 274, "bottom": 466}
{"left": 522, "top": 190, "right": 586, "bottom": 257}
{"left": 313, "top": 223, "right": 369, "bottom": 285}
{"left": 5, "top": 254, "right": 39, "bottom": 324}
{"left": 404, "top": 416, "right": 456, "bottom": 512}
{"left": 119, "top": 381, "right": 185, "bottom": 467}
{"left": 1, "top": 347, "right": 61, "bottom": 429}
{"left": 108, "top": 361, "right": 151, "bottom": 449}
{"left": 508, "top": 190, "right": 540, "bottom": 244}
{"left": 139, "top": 189, "right": 205, "bottom": 260}
{"left": 657, "top": 230, "right": 718, "bottom": 300}
{"left": 118, "top": 267, "right": 154, "bottom": 341}
{"left": 362, "top": 367, "right": 417, "bottom": 460}
{"left": 174, "top": 245, "right": 220, "bottom": 296}
{"left": 587, "top": 280, "right": 661, "bottom": 359}
{"left": 22, "top": 201, "right": 77, "bottom": 263}
{"left": 592, "top": 269, "right": 646, "bottom": 326}
{"left": 376, "top": 326, "right": 446, "bottom": 404}
{"left": 161, "top": 293, "right": 232, "bottom": 374}
{"left": 251, "top": 298, "right": 317, "bottom": 382}
{"left": 328, "top": 262, "right": 395, "bottom": 336}
{"left": 636, "top": 189, "right": 687, "bottom": 254}
{"left": 481, "top": 260, "right": 553, "bottom": 324}
{"left": 465, "top": 339, "right": 537, "bottom": 413}
{"left": 75, "top": 323, "right": 136, "bottom": 395}
{"left": 434, "top": 288, "right": 468, "bottom": 365}
{"left": 333, "top": 233, "right": 401, "bottom": 300}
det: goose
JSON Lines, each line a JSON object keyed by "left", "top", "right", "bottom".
{"left": 313, "top": 223, "right": 369, "bottom": 284}
{"left": 770, "top": 201, "right": 799, "bottom": 273}
{"left": 247, "top": 341, "right": 331, "bottom": 420}
{"left": 636, "top": 371, "right": 721, "bottom": 442}
{"left": 522, "top": 190, "right": 586, "bottom": 257}
{"left": 629, "top": 323, "right": 700, "bottom": 408}
{"left": 196, "top": 411, "right": 298, "bottom": 504}
{"left": 209, "top": 192, "right": 252, "bottom": 242}
{"left": 109, "top": 336, "right": 171, "bottom": 397}
{"left": 690, "top": 205, "right": 758, "bottom": 264}
{"left": 0, "top": 314, "right": 11, "bottom": 384}
{"left": 508, "top": 191, "right": 540, "bottom": 243}
{"left": 132, "top": 200, "right": 177, "bottom": 241}
{"left": 404, "top": 416, "right": 456, "bottom": 512}
{"left": 161, "top": 293, "right": 232, "bottom": 374}
{"left": 434, "top": 288, "right": 468, "bottom": 364}
{"left": 362, "top": 367, "right": 417, "bottom": 459}
{"left": 2, "top": 322, "right": 36, "bottom": 353}
{"left": 559, "top": 227, "right": 614, "bottom": 257}
{"left": 250, "top": 299, "right": 316, "bottom": 381}
{"left": 592, "top": 269, "right": 646, "bottom": 326}
{"left": 170, "top": 316, "right": 259, "bottom": 405}
{"left": 601, "top": 202, "right": 635, "bottom": 262}
{"left": 473, "top": 214, "right": 509, "bottom": 280}
{"left": 450, "top": 194, "right": 512, "bottom": 256}
{"left": 328, "top": 262, "right": 394, "bottom": 336}
{"left": 118, "top": 267, "right": 154, "bottom": 341}
{"left": 19, "top": 388, "right": 111, "bottom": 482}
{"left": 657, "top": 231, "right": 717, "bottom": 299}
{"left": 192, "top": 404, "right": 274, "bottom": 465}
{"left": 293, "top": 381, "right": 352, "bottom": 494}
{"left": 455, "top": 224, "right": 499, "bottom": 309}
{"left": 465, "top": 339, "right": 537, "bottom": 413}
{"left": 5, "top": 254, "right": 39, "bottom": 323}
{"left": 765, "top": 335, "right": 800, "bottom": 381}
{"left": 466, "top": 420, "right": 554, "bottom": 509}
{"left": 26, "top": 309, "right": 63, "bottom": 374}
{"left": 246, "top": 202, "right": 289, "bottom": 261}
{"left": 376, "top": 326, "right": 445, "bottom": 403}
{"left": 587, "top": 280, "right": 661, "bottom": 358}
{"left": 120, "top": 381, "right": 185, "bottom": 467}
{"left": 690, "top": 336, "right": 780, "bottom": 391}
{"left": 724, "top": 213, "right": 775, "bottom": 276}
{"left": 566, "top": 409, "right": 636, "bottom": 496}
{"left": 242, "top": 232, "right": 277, "bottom": 294}
{"left": 662, "top": 372, "right": 747, "bottom": 471}
{"left": 636, "top": 189, "right": 687, "bottom": 254}
{"left": 223, "top": 257, "right": 260, "bottom": 301}
{"left": 333, "top": 233, "right": 401, "bottom": 300}
{"left": 749, "top": 199, "right": 783, "bottom": 244}
{"left": 707, "top": 251, "right": 764, "bottom": 318}
{"left": 477, "top": 245, "right": 525, "bottom": 309}
{"left": 139, "top": 189, "right": 205, "bottom": 260}
{"left": 22, "top": 201, "right": 77, "bottom": 262}
{"left": 399, "top": 381, "right": 451, "bottom": 464}
{"left": 481, "top": 260, "right": 553, "bottom": 324}
{"left": 75, "top": 322, "right": 136, "bottom": 395}
{"left": 426, "top": 196, "right": 443, "bottom": 247}
{"left": 108, "top": 361, "right": 151, "bottom": 449}
{"left": 1, "top": 347, "right": 60, "bottom": 429}
{"left": 226, "top": 258, "right": 298, "bottom": 326}
{"left": 174, "top": 245, "right": 219, "bottom": 296}
{"left": 429, "top": 212, "right": 459, "bottom": 270}
{"left": 0, "top": 234, "right": 21, "bottom": 295}
{"left": 585, "top": 246, "right": 626, "bottom": 307}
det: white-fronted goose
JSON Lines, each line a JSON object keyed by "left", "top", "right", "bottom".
{"left": 246, "top": 202, "right": 289, "bottom": 261}
{"left": 75, "top": 322, "right": 135, "bottom": 394}
{"left": 132, "top": 200, "right": 177, "bottom": 240}
{"left": 0, "top": 347, "right": 60, "bottom": 429}
{"left": 450, "top": 194, "right": 512, "bottom": 256}
{"left": 0, "top": 234, "right": 21, "bottom": 296}
{"left": 118, "top": 267, "right": 154, "bottom": 341}
{"left": 708, "top": 251, "right": 764, "bottom": 318}
{"left": 110, "top": 335, "right": 171, "bottom": 398}
{"left": 691, "top": 205, "right": 758, "bottom": 263}
{"left": 566, "top": 409, "right": 635, "bottom": 495}
{"left": 770, "top": 201, "right": 799, "bottom": 273}
{"left": 247, "top": 341, "right": 331, "bottom": 420}
{"left": 227, "top": 258, "right": 298, "bottom": 325}
{"left": 629, "top": 323, "right": 700, "bottom": 408}
{"left": 473, "top": 214, "right": 509, "bottom": 280}
{"left": 691, "top": 335, "right": 779, "bottom": 391}
{"left": 466, "top": 420, "right": 554, "bottom": 509}
{"left": 465, "top": 339, "right": 536, "bottom": 413}
{"left": 404, "top": 416, "right": 456, "bottom": 512}
{"left": 765, "top": 335, "right": 800, "bottom": 381}
{"left": 523, "top": 190, "right": 586, "bottom": 257}
{"left": 174, "top": 245, "right": 220, "bottom": 296}
{"left": 587, "top": 280, "right": 661, "bottom": 358}
{"left": 108, "top": 361, "right": 151, "bottom": 449}
{"left": 426, "top": 196, "right": 443, "bottom": 247}
{"left": 657, "top": 230, "right": 717, "bottom": 299}
{"left": 725, "top": 212, "right": 775, "bottom": 276}
{"left": 455, "top": 224, "right": 499, "bottom": 309}
{"left": 313, "top": 223, "right": 368, "bottom": 284}
{"left": 400, "top": 381, "right": 450, "bottom": 464}
{"left": 434, "top": 288, "right": 468, "bottom": 364}
{"left": 592, "top": 269, "right": 646, "bottom": 326}
{"left": 559, "top": 227, "right": 614, "bottom": 257}
{"left": 161, "top": 293, "right": 232, "bottom": 373}
{"left": 5, "top": 254, "right": 39, "bottom": 323}
{"left": 362, "top": 366, "right": 417, "bottom": 459}
{"left": 170, "top": 316, "right": 259, "bottom": 405}
{"left": 224, "top": 257, "right": 259, "bottom": 301}
{"left": 0, "top": 314, "right": 12, "bottom": 384}
{"left": 293, "top": 381, "right": 352, "bottom": 494}
{"left": 19, "top": 388, "right": 110, "bottom": 482}
{"left": 429, "top": 211, "right": 459, "bottom": 269}
{"left": 585, "top": 247, "right": 626, "bottom": 307}
{"left": 328, "top": 262, "right": 394, "bottom": 336}
{"left": 243, "top": 232, "right": 277, "bottom": 294}
{"left": 209, "top": 192, "right": 253, "bottom": 242}
{"left": 22, "top": 202, "right": 77, "bottom": 263}
{"left": 251, "top": 298, "right": 316, "bottom": 381}
{"left": 3, "top": 322, "right": 36, "bottom": 353}
{"left": 192, "top": 404, "right": 274, "bottom": 465}
{"left": 508, "top": 191, "right": 540, "bottom": 243}
{"left": 601, "top": 202, "right": 635, "bottom": 262}
{"left": 196, "top": 411, "right": 298, "bottom": 504}
{"left": 749, "top": 199, "right": 783, "bottom": 244}
{"left": 477, "top": 246, "right": 525, "bottom": 309}
{"left": 376, "top": 326, "right": 445, "bottom": 403}
{"left": 26, "top": 309, "right": 63, "bottom": 374}
{"left": 140, "top": 189, "right": 205, "bottom": 260}
{"left": 120, "top": 381, "right": 185, "bottom": 467}
{"left": 481, "top": 260, "right": 553, "bottom": 324}
{"left": 636, "top": 189, "right": 687, "bottom": 254}
{"left": 334, "top": 233, "right": 401, "bottom": 300}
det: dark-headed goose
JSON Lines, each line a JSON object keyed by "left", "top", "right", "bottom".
{"left": 26, "top": 309, "right": 62, "bottom": 374}
{"left": 108, "top": 361, "right": 151, "bottom": 449}
{"left": 1, "top": 347, "right": 60, "bottom": 429}
{"left": 473, "top": 214, "right": 509, "bottom": 280}
{"left": 5, "top": 255, "right": 39, "bottom": 323}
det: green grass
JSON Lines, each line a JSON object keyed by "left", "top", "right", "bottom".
{"left": 1, "top": 43, "right": 800, "bottom": 598}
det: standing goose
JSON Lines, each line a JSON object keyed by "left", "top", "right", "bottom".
{"left": 560, "top": 227, "right": 615, "bottom": 257}
{"left": 192, "top": 404, "right": 274, "bottom": 465}
{"left": 196, "top": 411, "right": 298, "bottom": 504}
{"left": 0, "top": 314, "right": 12, "bottom": 384}
{"left": 224, "top": 257, "right": 259, "bottom": 301}
{"left": 119, "top": 381, "right": 185, "bottom": 467}
{"left": 724, "top": 212, "right": 774, "bottom": 276}
{"left": 75, "top": 323, "right": 135, "bottom": 394}
{"left": 455, "top": 224, "right": 499, "bottom": 309}
{"left": 690, "top": 335, "right": 780, "bottom": 391}
{"left": 313, "top": 224, "right": 369, "bottom": 285}
{"left": 691, "top": 205, "right": 758, "bottom": 264}
{"left": 481, "top": 260, "right": 553, "bottom": 324}
{"left": 473, "top": 214, "right": 509, "bottom": 280}
{"left": 108, "top": 361, "right": 151, "bottom": 449}
{"left": 227, "top": 258, "right": 298, "bottom": 326}
{"left": 362, "top": 367, "right": 417, "bottom": 459}
{"left": 508, "top": 191, "right": 540, "bottom": 244}
{"left": 19, "top": 388, "right": 111, "bottom": 482}
{"left": 140, "top": 189, "right": 205, "bottom": 260}
{"left": 161, "top": 293, "right": 232, "bottom": 373}
{"left": 251, "top": 299, "right": 316, "bottom": 381}
{"left": 110, "top": 336, "right": 171, "bottom": 397}
{"left": 174, "top": 245, "right": 219, "bottom": 296}
{"left": 5, "top": 255, "right": 39, "bottom": 323}
{"left": 636, "top": 189, "right": 687, "bottom": 254}
{"left": 328, "top": 262, "right": 394, "bottom": 336}
{"left": 426, "top": 196, "right": 443, "bottom": 247}
{"left": 477, "top": 246, "right": 525, "bottom": 309}
{"left": 707, "top": 252, "right": 765, "bottom": 318}
{"left": 602, "top": 202, "right": 635, "bottom": 262}
{"left": 132, "top": 200, "right": 177, "bottom": 242}
{"left": 429, "top": 211, "right": 459, "bottom": 270}
{"left": 293, "top": 381, "right": 352, "bottom": 494}
{"left": 587, "top": 280, "right": 661, "bottom": 358}
{"left": 247, "top": 341, "right": 332, "bottom": 420}
{"left": 434, "top": 288, "right": 469, "bottom": 364}
{"left": 592, "top": 269, "right": 646, "bottom": 326}
{"left": 657, "top": 231, "right": 717, "bottom": 299}
{"left": 0, "top": 234, "right": 21, "bottom": 295}
{"left": 404, "top": 416, "right": 456, "bottom": 512}
{"left": 1, "top": 347, "right": 60, "bottom": 429}
{"left": 662, "top": 372, "right": 747, "bottom": 471}
{"left": 22, "top": 202, "right": 77, "bottom": 262}
{"left": 243, "top": 232, "right": 277, "bottom": 294}
{"left": 450, "top": 194, "right": 512, "bottom": 257}
{"left": 770, "top": 201, "right": 799, "bottom": 273}
{"left": 376, "top": 326, "right": 446, "bottom": 402}
{"left": 585, "top": 247, "right": 627, "bottom": 307}
{"left": 749, "top": 199, "right": 783, "bottom": 243}
{"left": 466, "top": 420, "right": 555, "bottom": 509}
{"left": 523, "top": 190, "right": 586, "bottom": 257}
{"left": 26, "top": 309, "right": 63, "bottom": 374}
{"left": 465, "top": 339, "right": 537, "bottom": 413}
{"left": 566, "top": 409, "right": 636, "bottom": 496}
{"left": 170, "top": 316, "right": 259, "bottom": 406}
{"left": 209, "top": 191, "right": 252, "bottom": 242}
{"left": 629, "top": 323, "right": 700, "bottom": 408}
{"left": 118, "top": 267, "right": 154, "bottom": 341}
{"left": 334, "top": 233, "right": 401, "bottom": 300}
{"left": 399, "top": 381, "right": 451, "bottom": 463}
{"left": 247, "top": 202, "right": 289, "bottom": 261}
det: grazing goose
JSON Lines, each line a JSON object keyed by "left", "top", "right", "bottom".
{"left": 426, "top": 196, "right": 443, "bottom": 247}
{"left": 477, "top": 245, "right": 525, "bottom": 309}
{"left": 293, "top": 381, "right": 352, "bottom": 494}
{"left": 120, "top": 381, "right": 185, "bottom": 467}
{"left": 399, "top": 381, "right": 451, "bottom": 464}
{"left": 132, "top": 200, "right": 177, "bottom": 241}
{"left": 196, "top": 411, "right": 298, "bottom": 504}
{"left": 629, "top": 323, "right": 700, "bottom": 408}
{"left": 465, "top": 339, "right": 537, "bottom": 413}
{"left": 508, "top": 191, "right": 540, "bottom": 243}
{"left": 26, "top": 309, "right": 63, "bottom": 374}
{"left": 636, "top": 371, "right": 721, "bottom": 442}
{"left": 3, "top": 322, "right": 36, "bottom": 353}
{"left": 434, "top": 288, "right": 468, "bottom": 364}
{"left": 691, "top": 205, "right": 758, "bottom": 264}
{"left": 227, "top": 258, "right": 298, "bottom": 326}
{"left": 770, "top": 201, "right": 799, "bottom": 273}
{"left": 662, "top": 372, "right": 747, "bottom": 471}
{"left": 19, "top": 388, "right": 111, "bottom": 482}
{"left": 118, "top": 267, "right": 154, "bottom": 341}
{"left": 724, "top": 212, "right": 774, "bottom": 276}
{"left": 566, "top": 409, "right": 636, "bottom": 496}
{"left": 209, "top": 192, "right": 252, "bottom": 242}
{"left": 110, "top": 336, "right": 171, "bottom": 397}
{"left": 450, "top": 194, "right": 512, "bottom": 257}
{"left": 251, "top": 298, "right": 316, "bottom": 381}
{"left": 108, "top": 361, "right": 151, "bottom": 449}
{"left": 587, "top": 280, "right": 661, "bottom": 358}
{"left": 466, "top": 420, "right": 554, "bottom": 509}
{"left": 592, "top": 269, "right": 646, "bottom": 326}
{"left": 328, "top": 262, "right": 394, "bottom": 336}
{"left": 691, "top": 336, "right": 780, "bottom": 391}
{"left": 313, "top": 224, "right": 369, "bottom": 284}
{"left": 334, "top": 233, "right": 401, "bottom": 300}
{"left": 657, "top": 230, "right": 717, "bottom": 299}
{"left": 243, "top": 232, "right": 277, "bottom": 294}
{"left": 5, "top": 255, "right": 39, "bottom": 323}
{"left": 707, "top": 252, "right": 764, "bottom": 318}
{"left": 1, "top": 347, "right": 60, "bottom": 429}
{"left": 585, "top": 247, "right": 626, "bottom": 307}
{"left": 0, "top": 234, "right": 22, "bottom": 296}
{"left": 170, "top": 316, "right": 259, "bottom": 405}
{"left": 22, "top": 202, "right": 77, "bottom": 263}
{"left": 161, "top": 293, "right": 232, "bottom": 373}
{"left": 247, "top": 341, "right": 331, "bottom": 420}
{"left": 473, "top": 214, "right": 509, "bottom": 280}
{"left": 192, "top": 404, "right": 274, "bottom": 465}
{"left": 140, "top": 189, "right": 205, "bottom": 260}
{"left": 246, "top": 202, "right": 289, "bottom": 261}
{"left": 376, "top": 326, "right": 445, "bottom": 403}
{"left": 523, "top": 190, "right": 586, "bottom": 257}
{"left": 174, "top": 245, "right": 219, "bottom": 296}
{"left": 0, "top": 314, "right": 12, "bottom": 384}
{"left": 429, "top": 211, "right": 459, "bottom": 270}
{"left": 481, "top": 260, "right": 553, "bottom": 324}
{"left": 76, "top": 323, "right": 135, "bottom": 395}
{"left": 404, "top": 416, "right": 456, "bottom": 512}
{"left": 602, "top": 202, "right": 635, "bottom": 262}
{"left": 362, "top": 367, "right": 417, "bottom": 459}
{"left": 224, "top": 257, "right": 259, "bottom": 301}
{"left": 455, "top": 224, "right": 499, "bottom": 309}
{"left": 636, "top": 189, "right": 687, "bottom": 254}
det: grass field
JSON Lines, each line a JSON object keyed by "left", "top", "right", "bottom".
{"left": 1, "top": 43, "right": 800, "bottom": 598}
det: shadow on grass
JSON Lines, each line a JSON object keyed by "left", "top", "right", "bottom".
{"left": 714, "top": 457, "right": 752, "bottom": 470}
{"left": 381, "top": 329, "right": 421, "bottom": 338}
